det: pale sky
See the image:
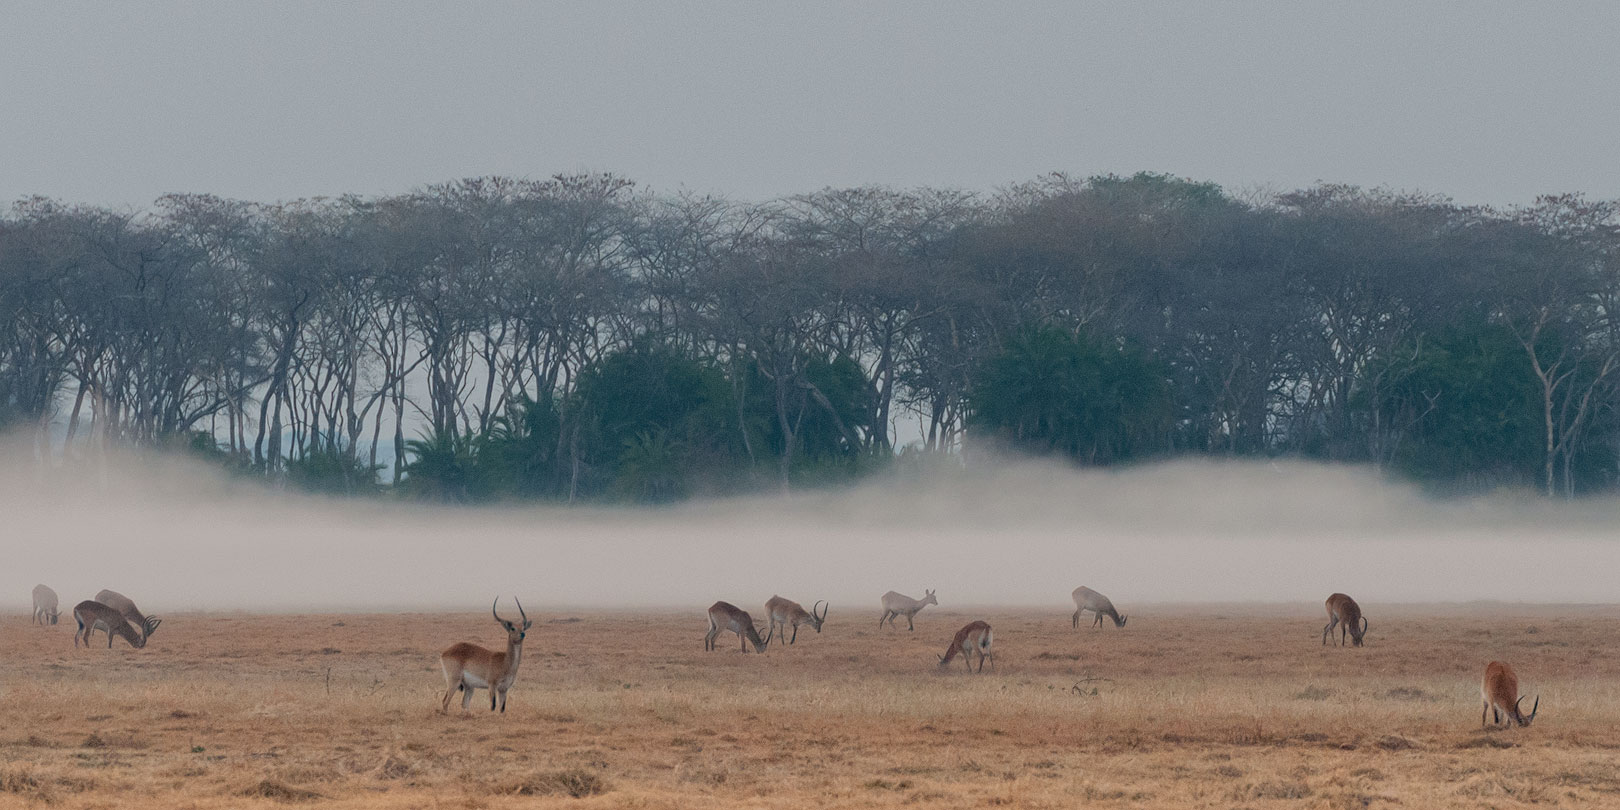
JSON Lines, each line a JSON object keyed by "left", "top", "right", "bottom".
{"left": 3, "top": 3, "right": 1617, "bottom": 208}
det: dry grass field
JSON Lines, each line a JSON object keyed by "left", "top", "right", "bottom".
{"left": 2, "top": 603, "right": 1618, "bottom": 809}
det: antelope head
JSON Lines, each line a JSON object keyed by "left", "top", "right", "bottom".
{"left": 924, "top": 589, "right": 938, "bottom": 607}
{"left": 46, "top": 609, "right": 60, "bottom": 626}
{"left": 1512, "top": 694, "right": 1540, "bottom": 727}
{"left": 143, "top": 616, "right": 162, "bottom": 640}
{"left": 492, "top": 597, "right": 532, "bottom": 644}
{"left": 1349, "top": 616, "right": 1368, "bottom": 647}
{"left": 1114, "top": 613, "right": 1128, "bottom": 628}
{"left": 808, "top": 600, "right": 828, "bottom": 632}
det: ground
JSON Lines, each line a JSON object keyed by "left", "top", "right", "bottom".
{"left": 1, "top": 604, "right": 1615, "bottom": 809}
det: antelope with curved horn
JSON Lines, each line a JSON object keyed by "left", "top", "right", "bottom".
{"left": 764, "top": 596, "right": 827, "bottom": 646}
{"left": 32, "top": 584, "right": 59, "bottom": 625}
{"left": 94, "top": 589, "right": 161, "bottom": 644}
{"left": 938, "top": 620, "right": 994, "bottom": 672}
{"left": 73, "top": 601, "right": 146, "bottom": 649}
{"left": 1482, "top": 661, "right": 1539, "bottom": 728}
{"left": 705, "top": 601, "right": 771, "bottom": 652}
{"left": 1071, "top": 586, "right": 1127, "bottom": 629}
{"left": 1322, "top": 593, "right": 1367, "bottom": 647}
{"left": 878, "top": 589, "right": 937, "bottom": 631}
{"left": 439, "top": 597, "right": 532, "bottom": 713}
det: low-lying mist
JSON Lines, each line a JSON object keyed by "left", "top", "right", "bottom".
{"left": 6, "top": 446, "right": 1619, "bottom": 615}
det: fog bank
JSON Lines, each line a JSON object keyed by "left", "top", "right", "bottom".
{"left": 6, "top": 450, "right": 1619, "bottom": 614}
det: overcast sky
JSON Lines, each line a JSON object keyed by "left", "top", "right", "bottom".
{"left": 3, "top": 3, "right": 1617, "bottom": 208}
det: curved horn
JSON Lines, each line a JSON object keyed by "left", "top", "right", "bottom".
{"left": 1360, "top": 616, "right": 1369, "bottom": 635}
{"left": 1517, "top": 694, "right": 1540, "bottom": 722}
{"left": 813, "top": 600, "right": 827, "bottom": 622}
{"left": 492, "top": 597, "right": 507, "bottom": 625}
{"left": 514, "top": 596, "right": 531, "bottom": 628}
{"left": 762, "top": 622, "right": 774, "bottom": 647}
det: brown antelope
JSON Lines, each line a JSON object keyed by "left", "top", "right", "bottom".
{"left": 32, "top": 584, "right": 59, "bottom": 625}
{"left": 938, "top": 620, "right": 994, "bottom": 672}
{"left": 1071, "top": 586, "right": 1127, "bottom": 629}
{"left": 764, "top": 596, "right": 827, "bottom": 645}
{"left": 705, "top": 601, "right": 772, "bottom": 652}
{"left": 1481, "top": 661, "right": 1539, "bottom": 728}
{"left": 878, "top": 589, "right": 937, "bottom": 631}
{"left": 94, "top": 589, "right": 161, "bottom": 643}
{"left": 439, "top": 597, "right": 532, "bottom": 713}
{"left": 1322, "top": 593, "right": 1367, "bottom": 647}
{"left": 73, "top": 601, "right": 146, "bottom": 649}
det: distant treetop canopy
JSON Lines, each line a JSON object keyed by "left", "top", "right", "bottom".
{"left": 3, "top": 172, "right": 1617, "bottom": 499}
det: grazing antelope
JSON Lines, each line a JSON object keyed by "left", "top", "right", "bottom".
{"left": 73, "top": 601, "right": 146, "bottom": 649}
{"left": 705, "top": 601, "right": 772, "bottom": 652}
{"left": 878, "top": 589, "right": 937, "bottom": 631}
{"left": 1481, "top": 661, "right": 1539, "bottom": 728}
{"left": 439, "top": 597, "right": 532, "bottom": 713}
{"left": 32, "top": 584, "right": 59, "bottom": 625}
{"left": 1071, "top": 586, "right": 1127, "bottom": 629}
{"left": 1322, "top": 593, "right": 1367, "bottom": 647}
{"left": 94, "top": 589, "right": 161, "bottom": 643}
{"left": 764, "top": 596, "right": 827, "bottom": 645}
{"left": 938, "top": 620, "right": 994, "bottom": 672}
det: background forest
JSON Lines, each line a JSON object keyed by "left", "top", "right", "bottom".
{"left": 3, "top": 172, "right": 1617, "bottom": 500}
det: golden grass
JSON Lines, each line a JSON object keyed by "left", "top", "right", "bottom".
{"left": 2, "top": 604, "right": 1619, "bottom": 808}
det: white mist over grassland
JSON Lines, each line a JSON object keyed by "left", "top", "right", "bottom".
{"left": 4, "top": 447, "right": 1618, "bottom": 614}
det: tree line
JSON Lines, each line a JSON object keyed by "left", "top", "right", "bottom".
{"left": 3, "top": 172, "right": 1617, "bottom": 499}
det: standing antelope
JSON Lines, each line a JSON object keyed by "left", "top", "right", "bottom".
{"left": 938, "top": 620, "right": 994, "bottom": 672}
{"left": 705, "top": 601, "right": 772, "bottom": 652}
{"left": 32, "top": 584, "right": 59, "bottom": 625}
{"left": 878, "top": 589, "right": 937, "bottom": 631}
{"left": 1322, "top": 593, "right": 1367, "bottom": 647}
{"left": 94, "top": 589, "right": 161, "bottom": 644}
{"left": 1071, "top": 586, "right": 1127, "bottom": 629}
{"left": 1481, "top": 661, "right": 1539, "bottom": 728}
{"left": 440, "top": 597, "right": 532, "bottom": 713}
{"left": 73, "top": 601, "right": 146, "bottom": 649}
{"left": 764, "top": 596, "right": 827, "bottom": 645}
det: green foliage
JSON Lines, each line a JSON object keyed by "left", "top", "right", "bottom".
{"left": 797, "top": 355, "right": 875, "bottom": 460}
{"left": 474, "top": 394, "right": 563, "bottom": 498}
{"left": 1372, "top": 320, "right": 1542, "bottom": 487}
{"left": 571, "top": 343, "right": 736, "bottom": 500}
{"left": 286, "top": 449, "right": 382, "bottom": 496}
{"left": 398, "top": 428, "right": 477, "bottom": 502}
{"left": 970, "top": 325, "right": 1172, "bottom": 463}
{"left": 613, "top": 429, "right": 687, "bottom": 502}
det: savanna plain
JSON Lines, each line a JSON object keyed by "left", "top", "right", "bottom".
{"left": 2, "top": 604, "right": 1616, "bottom": 809}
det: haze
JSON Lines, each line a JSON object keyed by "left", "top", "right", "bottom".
{"left": 4, "top": 3, "right": 1619, "bottom": 206}
{"left": 7, "top": 448, "right": 1620, "bottom": 615}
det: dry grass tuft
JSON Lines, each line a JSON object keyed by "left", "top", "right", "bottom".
{"left": 239, "top": 779, "right": 324, "bottom": 802}
{"left": 504, "top": 769, "right": 609, "bottom": 798}
{"left": 1375, "top": 734, "right": 1421, "bottom": 751}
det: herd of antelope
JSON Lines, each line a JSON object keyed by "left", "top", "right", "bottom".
{"left": 31, "top": 585, "right": 161, "bottom": 650}
{"left": 27, "top": 583, "right": 1539, "bottom": 728}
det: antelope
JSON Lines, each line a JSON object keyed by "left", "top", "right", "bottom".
{"left": 938, "top": 620, "right": 994, "bottom": 672}
{"left": 1322, "top": 593, "right": 1367, "bottom": 647}
{"left": 705, "top": 601, "right": 772, "bottom": 652}
{"left": 1481, "top": 661, "right": 1539, "bottom": 728}
{"left": 73, "top": 601, "right": 146, "bottom": 649}
{"left": 1071, "top": 586, "right": 1127, "bottom": 629}
{"left": 439, "top": 597, "right": 532, "bottom": 713}
{"left": 878, "top": 589, "right": 937, "bottom": 631}
{"left": 94, "top": 589, "right": 161, "bottom": 644}
{"left": 32, "top": 584, "right": 59, "bottom": 625}
{"left": 764, "top": 596, "right": 827, "bottom": 645}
